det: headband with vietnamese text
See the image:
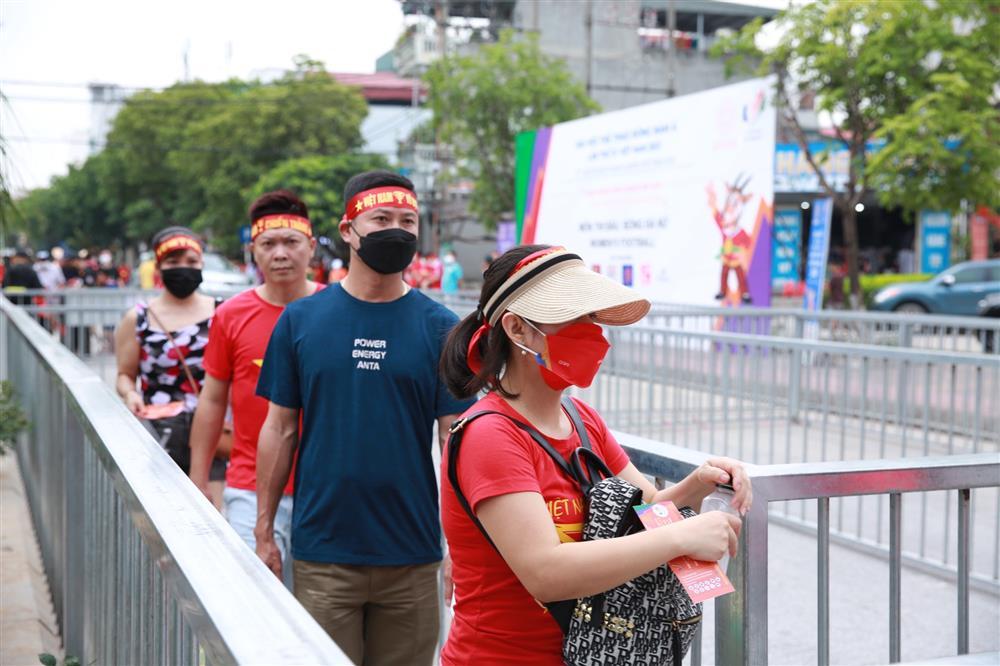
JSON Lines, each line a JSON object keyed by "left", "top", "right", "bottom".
{"left": 345, "top": 187, "right": 419, "bottom": 221}
{"left": 251, "top": 214, "right": 313, "bottom": 241}
{"left": 155, "top": 235, "right": 203, "bottom": 262}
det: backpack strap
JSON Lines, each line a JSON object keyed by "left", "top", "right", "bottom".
{"left": 446, "top": 410, "right": 514, "bottom": 551}
{"left": 561, "top": 396, "right": 591, "bottom": 450}
{"left": 448, "top": 409, "right": 571, "bottom": 551}
{"left": 446, "top": 397, "right": 598, "bottom": 551}
{"left": 446, "top": 403, "right": 600, "bottom": 635}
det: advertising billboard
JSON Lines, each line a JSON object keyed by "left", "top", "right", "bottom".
{"left": 520, "top": 77, "right": 776, "bottom": 307}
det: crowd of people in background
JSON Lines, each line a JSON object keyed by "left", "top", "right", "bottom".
{"left": 3, "top": 236, "right": 480, "bottom": 298}
{"left": 0, "top": 246, "right": 132, "bottom": 290}
{"left": 1, "top": 246, "right": 134, "bottom": 292}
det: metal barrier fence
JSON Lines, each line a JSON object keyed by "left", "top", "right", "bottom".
{"left": 433, "top": 293, "right": 1000, "bottom": 356}
{"left": 5, "top": 287, "right": 246, "bottom": 384}
{"left": 11, "top": 290, "right": 1000, "bottom": 588}
{"left": 646, "top": 305, "right": 1000, "bottom": 356}
{"left": 3, "top": 290, "right": 998, "bottom": 664}
{"left": 0, "top": 296, "right": 351, "bottom": 665}
{"left": 619, "top": 431, "right": 1000, "bottom": 665}
{"left": 9, "top": 288, "right": 999, "bottom": 356}
{"left": 581, "top": 325, "right": 1000, "bottom": 589}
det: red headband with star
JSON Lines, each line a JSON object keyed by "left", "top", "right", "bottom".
{"left": 345, "top": 187, "right": 419, "bottom": 221}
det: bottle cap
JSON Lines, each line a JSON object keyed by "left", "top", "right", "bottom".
{"left": 716, "top": 482, "right": 735, "bottom": 492}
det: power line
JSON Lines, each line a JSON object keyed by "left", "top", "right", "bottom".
{"left": 6, "top": 135, "right": 366, "bottom": 159}
{"left": 0, "top": 79, "right": 162, "bottom": 92}
{"left": 2, "top": 93, "right": 377, "bottom": 108}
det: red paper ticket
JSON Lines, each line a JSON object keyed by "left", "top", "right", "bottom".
{"left": 139, "top": 401, "right": 186, "bottom": 419}
{"left": 634, "top": 500, "right": 735, "bottom": 603}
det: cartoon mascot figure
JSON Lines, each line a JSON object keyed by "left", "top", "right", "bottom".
{"left": 706, "top": 174, "right": 753, "bottom": 303}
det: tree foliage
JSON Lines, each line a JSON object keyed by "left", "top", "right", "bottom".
{"left": 248, "top": 153, "right": 389, "bottom": 239}
{"left": 0, "top": 380, "right": 29, "bottom": 455}
{"left": 425, "top": 30, "right": 599, "bottom": 229}
{"left": 713, "top": 0, "right": 999, "bottom": 306}
{"left": 14, "top": 57, "right": 369, "bottom": 254}
{"left": 16, "top": 154, "right": 118, "bottom": 248}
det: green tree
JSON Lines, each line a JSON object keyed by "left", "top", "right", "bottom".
{"left": 16, "top": 154, "right": 117, "bottom": 249}
{"left": 713, "top": 0, "right": 1000, "bottom": 307}
{"left": 98, "top": 57, "right": 367, "bottom": 252}
{"left": 425, "top": 30, "right": 599, "bottom": 230}
{"left": 248, "top": 152, "right": 389, "bottom": 239}
{"left": 14, "top": 58, "right": 371, "bottom": 254}
{"left": 180, "top": 63, "right": 367, "bottom": 250}
{"left": 101, "top": 81, "right": 241, "bottom": 243}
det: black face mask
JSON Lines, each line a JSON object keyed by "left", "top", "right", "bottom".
{"left": 160, "top": 267, "right": 203, "bottom": 298}
{"left": 352, "top": 226, "right": 418, "bottom": 275}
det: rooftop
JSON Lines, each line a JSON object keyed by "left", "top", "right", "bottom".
{"left": 330, "top": 71, "right": 425, "bottom": 105}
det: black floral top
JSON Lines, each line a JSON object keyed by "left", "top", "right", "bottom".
{"left": 135, "top": 301, "right": 214, "bottom": 413}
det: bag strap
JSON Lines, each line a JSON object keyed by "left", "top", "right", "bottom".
{"left": 571, "top": 448, "right": 615, "bottom": 496}
{"left": 561, "top": 397, "right": 618, "bottom": 494}
{"left": 146, "top": 304, "right": 200, "bottom": 394}
{"left": 446, "top": 397, "right": 596, "bottom": 551}
{"left": 446, "top": 410, "right": 506, "bottom": 551}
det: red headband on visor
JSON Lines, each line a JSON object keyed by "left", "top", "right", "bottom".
{"left": 466, "top": 246, "right": 566, "bottom": 375}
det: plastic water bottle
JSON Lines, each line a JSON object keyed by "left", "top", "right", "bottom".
{"left": 700, "top": 483, "right": 739, "bottom": 573}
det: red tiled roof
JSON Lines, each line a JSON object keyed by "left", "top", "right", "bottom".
{"left": 330, "top": 72, "right": 425, "bottom": 103}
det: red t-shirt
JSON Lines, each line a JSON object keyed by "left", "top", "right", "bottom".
{"left": 203, "top": 285, "right": 322, "bottom": 493}
{"left": 440, "top": 393, "right": 629, "bottom": 666}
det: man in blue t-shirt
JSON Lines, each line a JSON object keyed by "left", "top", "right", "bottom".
{"left": 255, "top": 170, "right": 472, "bottom": 666}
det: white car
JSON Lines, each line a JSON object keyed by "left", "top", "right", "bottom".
{"left": 201, "top": 252, "right": 253, "bottom": 297}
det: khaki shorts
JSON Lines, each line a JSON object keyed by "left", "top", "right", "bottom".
{"left": 294, "top": 559, "right": 441, "bottom": 666}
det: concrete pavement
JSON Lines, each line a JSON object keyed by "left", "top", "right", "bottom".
{"left": 1, "top": 454, "right": 62, "bottom": 666}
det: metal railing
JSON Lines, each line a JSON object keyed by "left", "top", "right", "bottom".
{"left": 3, "top": 289, "right": 998, "bottom": 664}
{"left": 618, "top": 430, "right": 1000, "bottom": 665}
{"left": 432, "top": 293, "right": 1000, "bottom": 356}
{"left": 5, "top": 287, "right": 246, "bottom": 384}
{"left": 644, "top": 304, "right": 1000, "bottom": 356}
{"left": 11, "top": 288, "right": 999, "bottom": 356}
{"left": 11, "top": 291, "right": 1000, "bottom": 588}
{"left": 582, "top": 325, "right": 1000, "bottom": 588}
{"left": 0, "top": 295, "right": 351, "bottom": 665}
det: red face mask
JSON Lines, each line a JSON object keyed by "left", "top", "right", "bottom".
{"left": 515, "top": 320, "right": 611, "bottom": 390}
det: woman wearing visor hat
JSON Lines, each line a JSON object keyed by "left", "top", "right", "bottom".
{"left": 439, "top": 245, "right": 753, "bottom": 665}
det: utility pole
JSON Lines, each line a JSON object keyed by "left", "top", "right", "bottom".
{"left": 584, "top": 0, "right": 593, "bottom": 97}
{"left": 431, "top": 0, "right": 449, "bottom": 254}
{"left": 666, "top": 0, "right": 676, "bottom": 98}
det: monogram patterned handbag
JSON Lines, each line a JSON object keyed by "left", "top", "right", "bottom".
{"left": 447, "top": 397, "right": 702, "bottom": 666}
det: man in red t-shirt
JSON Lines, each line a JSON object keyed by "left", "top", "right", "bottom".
{"left": 189, "top": 189, "right": 322, "bottom": 588}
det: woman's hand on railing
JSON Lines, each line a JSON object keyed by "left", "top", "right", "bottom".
{"left": 125, "top": 390, "right": 145, "bottom": 416}
{"left": 696, "top": 457, "right": 753, "bottom": 515}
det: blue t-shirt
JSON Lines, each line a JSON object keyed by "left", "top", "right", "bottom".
{"left": 256, "top": 284, "right": 473, "bottom": 565}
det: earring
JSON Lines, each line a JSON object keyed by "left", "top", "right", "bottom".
{"left": 520, "top": 350, "right": 527, "bottom": 356}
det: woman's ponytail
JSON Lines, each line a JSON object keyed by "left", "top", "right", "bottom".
{"left": 439, "top": 244, "right": 552, "bottom": 400}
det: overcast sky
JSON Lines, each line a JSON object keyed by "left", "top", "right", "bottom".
{"left": 1, "top": 0, "right": 405, "bottom": 195}
{"left": 1, "top": 0, "right": 789, "bottom": 197}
